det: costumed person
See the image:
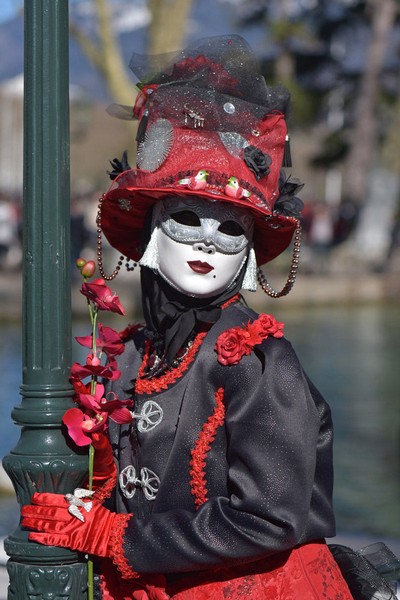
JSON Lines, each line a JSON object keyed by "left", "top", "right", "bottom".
{"left": 22, "top": 35, "right": 397, "bottom": 600}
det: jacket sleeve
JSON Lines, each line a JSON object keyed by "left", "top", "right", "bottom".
{"left": 119, "top": 336, "right": 334, "bottom": 574}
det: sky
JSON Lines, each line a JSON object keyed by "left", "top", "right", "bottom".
{"left": 0, "top": 1, "right": 108, "bottom": 23}
{"left": 0, "top": 0, "right": 150, "bottom": 24}
{"left": 0, "top": 0, "right": 21, "bottom": 23}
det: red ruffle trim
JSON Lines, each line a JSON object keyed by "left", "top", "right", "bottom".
{"left": 189, "top": 388, "right": 225, "bottom": 509}
{"left": 135, "top": 332, "right": 207, "bottom": 395}
{"left": 220, "top": 293, "right": 241, "bottom": 310}
{"left": 109, "top": 513, "right": 139, "bottom": 580}
{"left": 93, "top": 471, "right": 117, "bottom": 504}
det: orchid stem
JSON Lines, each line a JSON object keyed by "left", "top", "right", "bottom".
{"left": 88, "top": 443, "right": 94, "bottom": 491}
{"left": 88, "top": 559, "right": 94, "bottom": 600}
{"left": 84, "top": 276, "right": 94, "bottom": 324}
{"left": 92, "top": 308, "right": 98, "bottom": 353}
{"left": 90, "top": 306, "right": 98, "bottom": 396}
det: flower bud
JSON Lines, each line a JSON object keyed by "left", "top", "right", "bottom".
{"left": 81, "top": 260, "right": 96, "bottom": 278}
{"left": 76, "top": 257, "right": 86, "bottom": 270}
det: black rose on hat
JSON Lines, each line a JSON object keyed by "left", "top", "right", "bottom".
{"left": 243, "top": 146, "right": 272, "bottom": 181}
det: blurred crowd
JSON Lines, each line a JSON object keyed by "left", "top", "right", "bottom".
{"left": 0, "top": 191, "right": 98, "bottom": 276}
{"left": 301, "top": 198, "right": 358, "bottom": 274}
{"left": 0, "top": 194, "right": 21, "bottom": 271}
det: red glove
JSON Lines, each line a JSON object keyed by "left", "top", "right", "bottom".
{"left": 90, "top": 432, "right": 116, "bottom": 489}
{"left": 22, "top": 491, "right": 129, "bottom": 557}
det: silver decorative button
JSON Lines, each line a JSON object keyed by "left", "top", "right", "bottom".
{"left": 134, "top": 400, "right": 163, "bottom": 433}
{"left": 119, "top": 465, "right": 160, "bottom": 501}
{"left": 223, "top": 102, "right": 235, "bottom": 114}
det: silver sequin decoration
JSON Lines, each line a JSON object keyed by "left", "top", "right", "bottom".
{"left": 137, "top": 118, "right": 174, "bottom": 172}
{"left": 183, "top": 104, "right": 205, "bottom": 128}
{"left": 218, "top": 132, "right": 248, "bottom": 158}
{"left": 118, "top": 198, "right": 132, "bottom": 211}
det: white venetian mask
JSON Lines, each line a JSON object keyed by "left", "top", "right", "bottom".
{"left": 140, "top": 196, "right": 255, "bottom": 298}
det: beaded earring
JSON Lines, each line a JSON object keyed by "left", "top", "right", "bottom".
{"left": 257, "top": 220, "right": 301, "bottom": 298}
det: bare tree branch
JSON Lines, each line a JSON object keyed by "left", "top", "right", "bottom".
{"left": 69, "top": 0, "right": 135, "bottom": 105}
{"left": 70, "top": 0, "right": 194, "bottom": 105}
{"left": 343, "top": 0, "right": 398, "bottom": 204}
{"left": 148, "top": 0, "right": 193, "bottom": 55}
{"left": 94, "top": 0, "right": 134, "bottom": 104}
{"left": 69, "top": 21, "right": 104, "bottom": 72}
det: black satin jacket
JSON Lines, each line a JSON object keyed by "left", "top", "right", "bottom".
{"left": 107, "top": 299, "right": 336, "bottom": 575}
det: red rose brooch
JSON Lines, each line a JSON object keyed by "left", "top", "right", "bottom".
{"left": 215, "top": 314, "right": 284, "bottom": 366}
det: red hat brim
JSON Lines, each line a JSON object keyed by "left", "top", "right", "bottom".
{"left": 100, "top": 172, "right": 297, "bottom": 266}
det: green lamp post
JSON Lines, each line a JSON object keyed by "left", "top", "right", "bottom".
{"left": 2, "top": 1, "right": 89, "bottom": 597}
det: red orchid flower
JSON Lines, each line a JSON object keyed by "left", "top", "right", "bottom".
{"left": 70, "top": 359, "right": 121, "bottom": 381}
{"left": 63, "top": 395, "right": 133, "bottom": 446}
{"left": 74, "top": 334, "right": 93, "bottom": 350}
{"left": 76, "top": 383, "right": 106, "bottom": 412}
{"left": 98, "top": 393, "right": 134, "bottom": 424}
{"left": 75, "top": 324, "right": 124, "bottom": 358}
{"left": 62, "top": 407, "right": 108, "bottom": 447}
{"left": 72, "top": 379, "right": 91, "bottom": 395}
{"left": 80, "top": 279, "right": 125, "bottom": 315}
{"left": 86, "top": 353, "right": 101, "bottom": 367}
{"left": 98, "top": 324, "right": 124, "bottom": 357}
{"left": 69, "top": 258, "right": 128, "bottom": 596}
{"left": 74, "top": 384, "right": 133, "bottom": 420}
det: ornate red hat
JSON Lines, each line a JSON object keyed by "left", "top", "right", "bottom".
{"left": 98, "top": 35, "right": 303, "bottom": 294}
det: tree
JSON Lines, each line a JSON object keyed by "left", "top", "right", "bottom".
{"left": 343, "top": 0, "right": 398, "bottom": 205}
{"left": 69, "top": 0, "right": 194, "bottom": 105}
{"left": 148, "top": 0, "right": 193, "bottom": 55}
{"left": 69, "top": 0, "right": 134, "bottom": 105}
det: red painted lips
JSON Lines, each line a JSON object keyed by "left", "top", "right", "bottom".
{"left": 187, "top": 261, "right": 215, "bottom": 274}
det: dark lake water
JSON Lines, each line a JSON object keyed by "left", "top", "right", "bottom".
{"left": 1, "top": 303, "right": 399, "bottom": 541}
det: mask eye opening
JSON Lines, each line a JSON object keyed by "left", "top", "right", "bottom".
{"left": 170, "top": 210, "right": 201, "bottom": 227}
{"left": 218, "top": 220, "right": 245, "bottom": 237}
